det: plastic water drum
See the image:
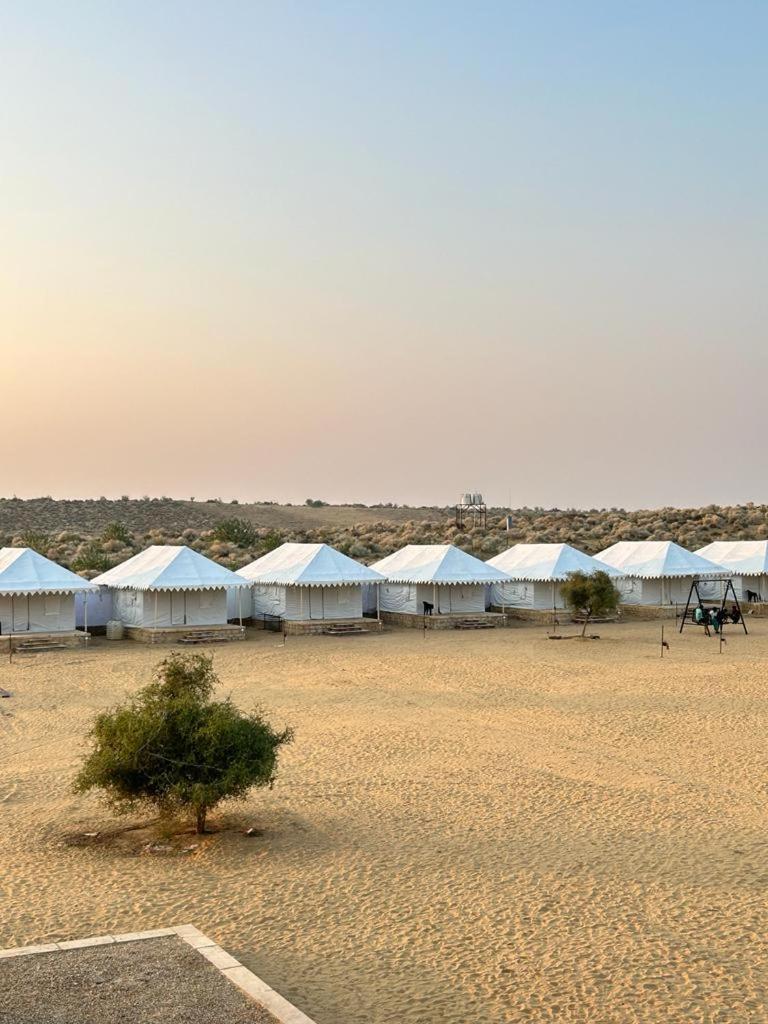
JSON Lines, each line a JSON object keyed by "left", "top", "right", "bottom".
{"left": 106, "top": 620, "right": 124, "bottom": 640}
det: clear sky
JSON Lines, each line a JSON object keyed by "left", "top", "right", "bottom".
{"left": 2, "top": 1, "right": 766, "bottom": 509}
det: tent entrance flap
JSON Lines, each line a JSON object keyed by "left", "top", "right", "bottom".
{"left": 171, "top": 591, "right": 187, "bottom": 626}
{"left": 12, "top": 595, "right": 29, "bottom": 632}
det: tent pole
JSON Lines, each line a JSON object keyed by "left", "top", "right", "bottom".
{"left": 84, "top": 592, "right": 88, "bottom": 649}
{"left": 376, "top": 586, "right": 380, "bottom": 623}
{"left": 321, "top": 586, "right": 325, "bottom": 620}
{"left": 154, "top": 590, "right": 158, "bottom": 638}
{"left": 433, "top": 583, "right": 436, "bottom": 616}
{"left": 238, "top": 588, "right": 243, "bottom": 632}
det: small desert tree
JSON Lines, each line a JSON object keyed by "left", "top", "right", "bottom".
{"left": 213, "top": 516, "right": 257, "bottom": 547}
{"left": 74, "top": 653, "right": 293, "bottom": 834}
{"left": 560, "top": 570, "right": 620, "bottom": 637}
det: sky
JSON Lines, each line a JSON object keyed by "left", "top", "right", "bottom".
{"left": 2, "top": 1, "right": 766, "bottom": 509}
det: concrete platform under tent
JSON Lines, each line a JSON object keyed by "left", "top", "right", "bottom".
{"left": 123, "top": 623, "right": 246, "bottom": 644}
{"left": 91, "top": 546, "right": 251, "bottom": 642}
{"left": 0, "top": 630, "right": 91, "bottom": 653}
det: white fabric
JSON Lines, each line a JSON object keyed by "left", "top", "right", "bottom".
{"left": 0, "top": 592, "right": 76, "bottom": 633}
{"left": 237, "top": 543, "right": 383, "bottom": 586}
{"left": 616, "top": 575, "right": 708, "bottom": 607}
{"left": 0, "top": 548, "right": 95, "bottom": 596}
{"left": 92, "top": 545, "right": 250, "bottom": 591}
{"left": 225, "top": 586, "right": 248, "bottom": 620}
{"left": 595, "top": 541, "right": 727, "bottom": 579}
{"left": 487, "top": 543, "right": 622, "bottom": 581}
{"left": 487, "top": 544, "right": 621, "bottom": 609}
{"left": 371, "top": 545, "right": 510, "bottom": 585}
{"left": 76, "top": 589, "right": 114, "bottom": 628}
{"left": 490, "top": 579, "right": 568, "bottom": 610}
{"left": 696, "top": 541, "right": 768, "bottom": 577}
{"left": 110, "top": 586, "right": 228, "bottom": 628}
{"left": 252, "top": 583, "right": 363, "bottom": 621}
{"left": 379, "top": 582, "right": 485, "bottom": 614}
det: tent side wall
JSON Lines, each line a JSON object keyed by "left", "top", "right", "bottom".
{"left": 617, "top": 577, "right": 705, "bottom": 606}
{"left": 380, "top": 583, "right": 418, "bottom": 613}
{"left": 77, "top": 589, "right": 113, "bottom": 628}
{"left": 0, "top": 593, "right": 76, "bottom": 633}
{"left": 226, "top": 586, "right": 250, "bottom": 621}
{"left": 252, "top": 584, "right": 288, "bottom": 620}
{"left": 489, "top": 580, "right": 566, "bottom": 609}
{"left": 136, "top": 589, "right": 228, "bottom": 627}
{"left": 183, "top": 589, "right": 228, "bottom": 626}
{"left": 112, "top": 589, "right": 146, "bottom": 626}
{"left": 282, "top": 585, "right": 364, "bottom": 621}
{"left": 380, "top": 582, "right": 485, "bottom": 614}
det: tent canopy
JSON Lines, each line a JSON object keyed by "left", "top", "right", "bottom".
{"left": 486, "top": 543, "right": 622, "bottom": 581}
{"left": 0, "top": 548, "right": 95, "bottom": 596}
{"left": 237, "top": 543, "right": 383, "bottom": 587}
{"left": 92, "top": 546, "right": 250, "bottom": 591}
{"left": 696, "top": 540, "right": 768, "bottom": 576}
{"left": 371, "top": 544, "right": 510, "bottom": 585}
{"left": 595, "top": 541, "right": 727, "bottom": 579}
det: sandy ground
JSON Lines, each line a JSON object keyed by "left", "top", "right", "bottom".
{"left": 1, "top": 621, "right": 767, "bottom": 1024}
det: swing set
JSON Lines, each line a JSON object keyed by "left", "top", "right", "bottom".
{"left": 678, "top": 577, "right": 748, "bottom": 635}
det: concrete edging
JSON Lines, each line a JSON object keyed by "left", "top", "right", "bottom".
{"left": 0, "top": 924, "right": 317, "bottom": 1024}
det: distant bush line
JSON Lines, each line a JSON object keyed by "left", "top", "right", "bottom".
{"left": 0, "top": 498, "right": 766, "bottom": 576}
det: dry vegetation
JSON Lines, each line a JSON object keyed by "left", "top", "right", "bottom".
{"left": 1, "top": 497, "right": 767, "bottom": 575}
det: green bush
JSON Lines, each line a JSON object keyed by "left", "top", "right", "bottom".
{"left": 101, "top": 521, "right": 132, "bottom": 544}
{"left": 71, "top": 543, "right": 114, "bottom": 573}
{"left": 74, "top": 653, "right": 293, "bottom": 834}
{"left": 16, "top": 530, "right": 52, "bottom": 552}
{"left": 212, "top": 517, "right": 257, "bottom": 547}
{"left": 560, "top": 570, "right": 620, "bottom": 636}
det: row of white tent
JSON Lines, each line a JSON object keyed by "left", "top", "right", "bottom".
{"left": 1, "top": 539, "right": 767, "bottom": 636}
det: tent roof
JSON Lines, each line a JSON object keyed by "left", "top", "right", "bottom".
{"left": 370, "top": 544, "right": 510, "bottom": 585}
{"left": 237, "top": 543, "right": 384, "bottom": 587}
{"left": 92, "top": 546, "right": 251, "bottom": 591}
{"left": 0, "top": 548, "right": 96, "bottom": 596}
{"left": 486, "top": 543, "right": 623, "bottom": 581}
{"left": 595, "top": 541, "right": 727, "bottom": 579}
{"left": 695, "top": 540, "right": 768, "bottom": 576}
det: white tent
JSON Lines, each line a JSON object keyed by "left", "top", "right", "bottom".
{"left": 93, "top": 546, "right": 251, "bottom": 629}
{"left": 595, "top": 541, "right": 727, "bottom": 606}
{"left": 236, "top": 543, "right": 384, "bottom": 621}
{"left": 696, "top": 541, "right": 768, "bottom": 602}
{"left": 486, "top": 543, "right": 623, "bottom": 610}
{"left": 0, "top": 548, "right": 95, "bottom": 635}
{"left": 369, "top": 544, "right": 510, "bottom": 615}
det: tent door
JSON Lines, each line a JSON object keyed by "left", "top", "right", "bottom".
{"left": 308, "top": 588, "right": 324, "bottom": 620}
{"left": 171, "top": 592, "right": 187, "bottom": 626}
{"left": 12, "top": 595, "right": 30, "bottom": 632}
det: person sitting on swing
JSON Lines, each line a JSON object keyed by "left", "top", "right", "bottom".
{"left": 694, "top": 605, "right": 711, "bottom": 636}
{"left": 730, "top": 604, "right": 741, "bottom": 624}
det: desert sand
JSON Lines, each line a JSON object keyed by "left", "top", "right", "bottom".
{"left": 1, "top": 621, "right": 767, "bottom": 1023}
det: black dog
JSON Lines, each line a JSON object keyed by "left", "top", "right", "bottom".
{"left": 422, "top": 601, "right": 434, "bottom": 616}
{"left": 746, "top": 589, "right": 762, "bottom": 603}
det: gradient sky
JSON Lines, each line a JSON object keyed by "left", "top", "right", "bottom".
{"left": 2, "top": 1, "right": 766, "bottom": 508}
